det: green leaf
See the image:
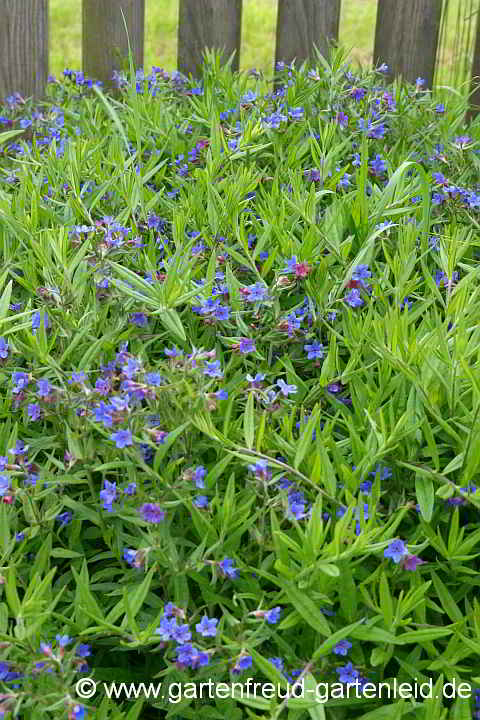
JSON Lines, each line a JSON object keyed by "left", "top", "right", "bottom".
{"left": 0, "top": 280, "right": 12, "bottom": 323}
{"left": 294, "top": 409, "right": 319, "bottom": 470}
{"left": 415, "top": 476, "right": 434, "bottom": 522}
{"left": 125, "top": 699, "right": 145, "bottom": 720}
{"left": 29, "top": 533, "right": 52, "bottom": 581}
{"left": 5, "top": 567, "right": 21, "bottom": 615}
{"left": 357, "top": 700, "right": 407, "bottom": 720}
{"left": 248, "top": 646, "right": 289, "bottom": 690}
{"left": 424, "top": 674, "right": 446, "bottom": 720}
{"left": 350, "top": 624, "right": 399, "bottom": 644}
{"left": 430, "top": 571, "right": 463, "bottom": 622}
{"left": 311, "top": 444, "right": 336, "bottom": 496}
{"left": 72, "top": 561, "right": 105, "bottom": 630}
{"left": 154, "top": 421, "right": 190, "bottom": 471}
{"left": 92, "top": 85, "right": 129, "bottom": 151}
{"left": 317, "top": 563, "right": 340, "bottom": 577}
{"left": 61, "top": 496, "right": 101, "bottom": 527}
{"left": 156, "top": 308, "right": 187, "bottom": 343}
{"left": 379, "top": 572, "right": 394, "bottom": 629}
{"left": 244, "top": 391, "right": 255, "bottom": 450}
{"left": 50, "top": 548, "right": 84, "bottom": 559}
{"left": 228, "top": 686, "right": 272, "bottom": 711}
{"left": 452, "top": 695, "right": 471, "bottom": 720}
{"left": 120, "top": 566, "right": 156, "bottom": 628}
{"left": 280, "top": 580, "right": 331, "bottom": 637}
{"left": 205, "top": 454, "right": 232, "bottom": 487}
{"left": 0, "top": 129, "right": 25, "bottom": 147}
{"left": 397, "top": 627, "right": 454, "bottom": 643}
{"left": 312, "top": 618, "right": 366, "bottom": 660}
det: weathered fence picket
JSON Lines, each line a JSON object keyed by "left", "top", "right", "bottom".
{"left": 0, "top": 0, "right": 48, "bottom": 101}
{"left": 275, "top": 0, "right": 341, "bottom": 69}
{"left": 178, "top": 0, "right": 243, "bottom": 77}
{"left": 468, "top": 8, "right": 480, "bottom": 121}
{"left": 1, "top": 0, "right": 480, "bottom": 118}
{"left": 82, "top": 0, "right": 145, "bottom": 89}
{"left": 373, "top": 0, "right": 443, "bottom": 88}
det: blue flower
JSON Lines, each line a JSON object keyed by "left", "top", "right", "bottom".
{"left": 351, "top": 87, "right": 366, "bottom": 101}
{"left": 32, "top": 311, "right": 49, "bottom": 335}
{"left": 56, "top": 634, "right": 72, "bottom": 647}
{"left": 0, "top": 475, "right": 10, "bottom": 496}
{"left": 243, "top": 283, "right": 269, "bottom": 303}
{"left": 100, "top": 480, "right": 117, "bottom": 511}
{"left": 283, "top": 256, "right": 298, "bottom": 274}
{"left": 171, "top": 623, "right": 192, "bottom": 644}
{"left": 175, "top": 644, "right": 209, "bottom": 669}
{"left": 193, "top": 466, "right": 207, "bottom": 489}
{"left": 336, "top": 661, "right": 359, "bottom": 683}
{"left": 204, "top": 361, "right": 223, "bottom": 378}
{"left": 345, "top": 289, "right": 364, "bottom": 307}
{"left": 0, "top": 338, "right": 9, "bottom": 359}
{"left": 145, "top": 372, "right": 165, "bottom": 386}
{"left": 111, "top": 429, "right": 133, "bottom": 449}
{"left": 359, "top": 480, "right": 373, "bottom": 493}
{"left": 384, "top": 539, "right": 408, "bottom": 563}
{"left": 232, "top": 655, "right": 252, "bottom": 674}
{"left": 139, "top": 503, "right": 165, "bottom": 524}
{"left": 165, "top": 346, "right": 183, "bottom": 358}
{"left": 56, "top": 511, "right": 73, "bottom": 526}
{"left": 69, "top": 371, "right": 87, "bottom": 384}
{"left": 242, "top": 90, "right": 257, "bottom": 104}
{"left": 269, "top": 657, "right": 284, "bottom": 672}
{"left": 93, "top": 402, "right": 113, "bottom": 428}
{"left": 218, "top": 557, "right": 239, "bottom": 579}
{"left": 276, "top": 379, "right": 297, "bottom": 397}
{"left": 265, "top": 607, "right": 282, "bottom": 624}
{"left": 12, "top": 371, "right": 29, "bottom": 394}
{"left": 129, "top": 312, "right": 148, "bottom": 327}
{"left": 155, "top": 617, "right": 178, "bottom": 641}
{"left": 248, "top": 460, "right": 271, "bottom": 480}
{"left": 246, "top": 373, "right": 265, "bottom": 387}
{"left": 239, "top": 338, "right": 256, "bottom": 354}
{"left": 194, "top": 495, "right": 209, "bottom": 508}
{"left": 352, "top": 264, "right": 372, "bottom": 287}
{"left": 288, "top": 107, "right": 304, "bottom": 120}
{"left": 36, "top": 379, "right": 52, "bottom": 398}
{"left": 123, "top": 549, "right": 139, "bottom": 567}
{"left": 72, "top": 706, "right": 86, "bottom": 720}
{"left": 333, "top": 639, "right": 352, "bottom": 656}
{"left": 122, "top": 358, "right": 140, "bottom": 380}
{"left": 369, "top": 464, "right": 392, "bottom": 480}
{"left": 76, "top": 644, "right": 92, "bottom": 658}
{"left": 369, "top": 154, "right": 386, "bottom": 176}
{"left": 288, "top": 489, "right": 308, "bottom": 520}
{"left": 196, "top": 615, "right": 218, "bottom": 637}
{"left": 304, "top": 341, "right": 325, "bottom": 359}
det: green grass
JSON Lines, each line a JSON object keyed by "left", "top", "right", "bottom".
{"left": 49, "top": 0, "right": 476, "bottom": 89}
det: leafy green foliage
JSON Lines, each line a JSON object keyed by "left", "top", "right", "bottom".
{"left": 0, "top": 44, "right": 479, "bottom": 720}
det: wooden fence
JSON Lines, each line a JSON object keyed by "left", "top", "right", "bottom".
{"left": 1, "top": 0, "right": 480, "bottom": 116}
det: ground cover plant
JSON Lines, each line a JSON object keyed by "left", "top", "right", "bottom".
{"left": 1, "top": 47, "right": 480, "bottom": 720}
